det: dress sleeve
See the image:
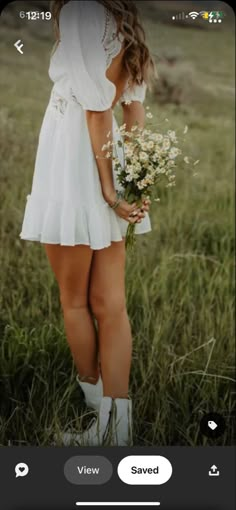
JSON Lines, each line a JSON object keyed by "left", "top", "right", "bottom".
{"left": 119, "top": 81, "right": 147, "bottom": 105}
{"left": 59, "top": 0, "right": 116, "bottom": 111}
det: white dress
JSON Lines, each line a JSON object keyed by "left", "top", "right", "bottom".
{"left": 19, "top": 0, "right": 151, "bottom": 249}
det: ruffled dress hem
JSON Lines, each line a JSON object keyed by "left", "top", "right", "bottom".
{"left": 19, "top": 193, "right": 151, "bottom": 250}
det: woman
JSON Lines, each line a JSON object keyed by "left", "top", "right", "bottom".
{"left": 20, "top": 0, "right": 156, "bottom": 446}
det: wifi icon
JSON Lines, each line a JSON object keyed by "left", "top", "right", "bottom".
{"left": 189, "top": 11, "right": 199, "bottom": 19}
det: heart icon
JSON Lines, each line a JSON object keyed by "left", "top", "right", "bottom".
{"left": 15, "top": 463, "right": 29, "bottom": 478}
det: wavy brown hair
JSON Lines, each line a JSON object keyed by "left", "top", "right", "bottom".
{"left": 50, "top": 0, "right": 157, "bottom": 88}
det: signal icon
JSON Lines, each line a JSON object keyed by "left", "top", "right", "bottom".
{"left": 172, "top": 12, "right": 188, "bottom": 21}
{"left": 189, "top": 11, "right": 199, "bottom": 19}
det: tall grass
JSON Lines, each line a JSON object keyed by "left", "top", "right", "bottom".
{"left": 0, "top": 10, "right": 235, "bottom": 446}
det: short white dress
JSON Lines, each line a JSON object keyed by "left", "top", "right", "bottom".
{"left": 19, "top": 0, "right": 151, "bottom": 249}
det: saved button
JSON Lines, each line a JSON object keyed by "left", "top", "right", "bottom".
{"left": 117, "top": 456, "right": 172, "bottom": 485}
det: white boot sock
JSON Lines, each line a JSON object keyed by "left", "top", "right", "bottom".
{"left": 77, "top": 375, "right": 103, "bottom": 411}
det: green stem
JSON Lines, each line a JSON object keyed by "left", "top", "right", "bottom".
{"left": 125, "top": 223, "right": 136, "bottom": 250}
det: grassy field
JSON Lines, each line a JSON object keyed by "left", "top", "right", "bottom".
{"left": 0, "top": 2, "right": 235, "bottom": 446}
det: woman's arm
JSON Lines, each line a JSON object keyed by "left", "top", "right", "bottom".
{"left": 86, "top": 109, "right": 144, "bottom": 222}
{"left": 86, "top": 102, "right": 146, "bottom": 203}
{"left": 85, "top": 109, "right": 116, "bottom": 205}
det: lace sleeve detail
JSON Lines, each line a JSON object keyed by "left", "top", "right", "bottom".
{"left": 119, "top": 80, "right": 147, "bottom": 104}
{"left": 101, "top": 7, "right": 124, "bottom": 69}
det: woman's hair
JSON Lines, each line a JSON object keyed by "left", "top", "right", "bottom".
{"left": 50, "top": 0, "right": 157, "bottom": 88}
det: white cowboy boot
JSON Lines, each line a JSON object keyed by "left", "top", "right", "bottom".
{"left": 59, "top": 397, "right": 133, "bottom": 446}
{"left": 63, "top": 397, "right": 133, "bottom": 446}
{"left": 78, "top": 396, "right": 113, "bottom": 446}
{"left": 61, "top": 396, "right": 112, "bottom": 446}
{"left": 77, "top": 374, "right": 103, "bottom": 412}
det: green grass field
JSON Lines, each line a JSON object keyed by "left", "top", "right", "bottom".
{"left": 0, "top": 3, "right": 235, "bottom": 446}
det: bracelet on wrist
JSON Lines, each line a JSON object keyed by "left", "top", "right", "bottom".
{"left": 107, "top": 190, "right": 124, "bottom": 209}
{"left": 109, "top": 197, "right": 121, "bottom": 210}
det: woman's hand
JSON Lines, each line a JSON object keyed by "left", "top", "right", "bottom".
{"left": 140, "top": 198, "right": 151, "bottom": 215}
{"left": 115, "top": 199, "right": 144, "bottom": 224}
{"left": 132, "top": 198, "right": 151, "bottom": 223}
{"left": 105, "top": 191, "right": 151, "bottom": 224}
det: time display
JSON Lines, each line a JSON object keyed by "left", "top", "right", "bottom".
{"left": 19, "top": 11, "right": 52, "bottom": 21}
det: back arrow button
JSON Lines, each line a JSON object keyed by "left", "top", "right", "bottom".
{"left": 14, "top": 39, "right": 24, "bottom": 54}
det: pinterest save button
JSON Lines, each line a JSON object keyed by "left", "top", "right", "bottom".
{"left": 117, "top": 456, "right": 173, "bottom": 485}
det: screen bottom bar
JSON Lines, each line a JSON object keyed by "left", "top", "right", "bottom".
{"left": 75, "top": 504, "right": 160, "bottom": 507}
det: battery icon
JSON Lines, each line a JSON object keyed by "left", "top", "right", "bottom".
{"left": 209, "top": 11, "right": 225, "bottom": 23}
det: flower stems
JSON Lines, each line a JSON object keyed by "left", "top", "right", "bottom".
{"left": 125, "top": 223, "right": 136, "bottom": 250}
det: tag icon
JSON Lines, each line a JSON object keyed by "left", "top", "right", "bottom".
{"left": 208, "top": 420, "right": 218, "bottom": 431}
{"left": 200, "top": 412, "right": 226, "bottom": 439}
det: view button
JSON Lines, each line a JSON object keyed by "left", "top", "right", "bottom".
{"left": 64, "top": 456, "right": 113, "bottom": 485}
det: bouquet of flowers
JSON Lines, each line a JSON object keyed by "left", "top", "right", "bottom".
{"left": 101, "top": 111, "right": 188, "bottom": 249}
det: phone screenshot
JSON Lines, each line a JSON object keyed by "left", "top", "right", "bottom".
{"left": 0, "top": 1, "right": 235, "bottom": 509}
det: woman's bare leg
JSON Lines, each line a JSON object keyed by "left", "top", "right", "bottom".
{"left": 89, "top": 240, "right": 132, "bottom": 398}
{"left": 44, "top": 244, "right": 99, "bottom": 383}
